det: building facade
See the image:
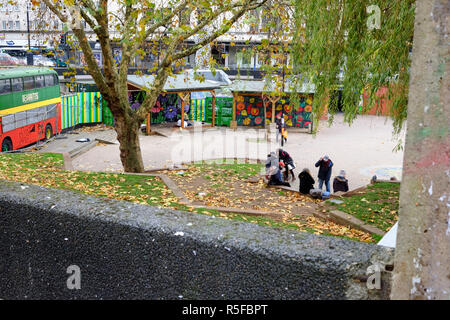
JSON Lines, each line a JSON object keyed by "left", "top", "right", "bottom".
{"left": 0, "top": 1, "right": 293, "bottom": 79}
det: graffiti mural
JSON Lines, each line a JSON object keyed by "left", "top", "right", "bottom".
{"left": 149, "top": 93, "right": 189, "bottom": 124}
{"left": 235, "top": 94, "right": 266, "bottom": 126}
{"left": 235, "top": 93, "right": 313, "bottom": 128}
{"left": 270, "top": 95, "right": 313, "bottom": 128}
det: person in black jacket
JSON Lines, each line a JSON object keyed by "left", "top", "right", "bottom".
{"left": 278, "top": 148, "right": 296, "bottom": 182}
{"left": 298, "top": 168, "right": 315, "bottom": 194}
{"left": 315, "top": 155, "right": 333, "bottom": 192}
{"left": 333, "top": 170, "right": 349, "bottom": 193}
{"left": 274, "top": 113, "right": 286, "bottom": 146}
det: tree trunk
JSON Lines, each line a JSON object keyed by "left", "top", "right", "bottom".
{"left": 114, "top": 113, "right": 145, "bottom": 173}
{"left": 391, "top": 0, "right": 449, "bottom": 299}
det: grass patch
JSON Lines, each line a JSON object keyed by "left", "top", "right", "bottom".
{"left": 327, "top": 182, "right": 399, "bottom": 232}
{"left": 0, "top": 153, "right": 377, "bottom": 243}
{"left": 0, "top": 152, "right": 181, "bottom": 209}
{"left": 191, "top": 161, "right": 263, "bottom": 180}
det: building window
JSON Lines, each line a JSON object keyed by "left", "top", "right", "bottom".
{"left": 15, "top": 21, "right": 20, "bottom": 30}
{"left": 7, "top": 21, "right": 13, "bottom": 30}
{"left": 236, "top": 48, "right": 254, "bottom": 69}
{"left": 1, "top": 21, "right": 6, "bottom": 30}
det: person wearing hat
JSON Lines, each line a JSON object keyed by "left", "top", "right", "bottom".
{"left": 333, "top": 170, "right": 349, "bottom": 193}
{"left": 315, "top": 155, "right": 333, "bottom": 192}
{"left": 265, "top": 152, "right": 290, "bottom": 187}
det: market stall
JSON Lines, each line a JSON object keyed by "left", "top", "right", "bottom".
{"left": 128, "top": 73, "right": 224, "bottom": 134}
{"left": 229, "top": 80, "right": 316, "bottom": 131}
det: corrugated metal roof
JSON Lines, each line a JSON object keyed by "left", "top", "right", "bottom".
{"left": 230, "top": 79, "right": 315, "bottom": 94}
{"left": 128, "top": 73, "right": 223, "bottom": 92}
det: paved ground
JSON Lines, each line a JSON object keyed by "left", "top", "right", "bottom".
{"left": 36, "top": 125, "right": 116, "bottom": 155}
{"left": 44, "top": 114, "right": 406, "bottom": 190}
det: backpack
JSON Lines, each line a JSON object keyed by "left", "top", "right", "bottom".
{"left": 309, "top": 188, "right": 323, "bottom": 199}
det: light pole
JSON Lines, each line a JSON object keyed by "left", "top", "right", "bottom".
{"left": 26, "top": 1, "right": 33, "bottom": 65}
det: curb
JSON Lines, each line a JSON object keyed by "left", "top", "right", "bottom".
{"left": 68, "top": 140, "right": 98, "bottom": 159}
{"left": 314, "top": 209, "right": 386, "bottom": 236}
{"left": 61, "top": 152, "right": 73, "bottom": 170}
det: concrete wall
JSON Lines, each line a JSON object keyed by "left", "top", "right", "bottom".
{"left": 0, "top": 181, "right": 394, "bottom": 299}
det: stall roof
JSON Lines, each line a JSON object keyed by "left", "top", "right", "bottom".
{"left": 128, "top": 73, "right": 224, "bottom": 92}
{"left": 60, "top": 73, "right": 225, "bottom": 92}
{"left": 230, "top": 79, "right": 315, "bottom": 94}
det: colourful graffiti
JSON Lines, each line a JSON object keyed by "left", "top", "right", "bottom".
{"left": 235, "top": 94, "right": 313, "bottom": 128}
{"left": 150, "top": 93, "right": 187, "bottom": 124}
{"left": 272, "top": 95, "right": 313, "bottom": 128}
{"left": 235, "top": 95, "right": 266, "bottom": 126}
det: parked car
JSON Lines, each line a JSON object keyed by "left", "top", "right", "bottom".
{"left": 0, "top": 53, "right": 19, "bottom": 66}
{"left": 33, "top": 55, "right": 57, "bottom": 67}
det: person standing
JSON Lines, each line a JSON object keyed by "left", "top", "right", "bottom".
{"left": 333, "top": 170, "right": 349, "bottom": 193}
{"left": 275, "top": 113, "right": 284, "bottom": 144}
{"left": 315, "top": 155, "right": 333, "bottom": 192}
{"left": 298, "top": 168, "right": 315, "bottom": 194}
{"left": 281, "top": 124, "right": 287, "bottom": 146}
{"left": 278, "top": 148, "right": 296, "bottom": 181}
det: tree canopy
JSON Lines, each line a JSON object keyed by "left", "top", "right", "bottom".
{"left": 21, "top": 0, "right": 271, "bottom": 172}
{"left": 292, "top": 0, "right": 415, "bottom": 136}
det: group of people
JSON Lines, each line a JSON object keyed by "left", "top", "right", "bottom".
{"left": 265, "top": 151, "right": 349, "bottom": 195}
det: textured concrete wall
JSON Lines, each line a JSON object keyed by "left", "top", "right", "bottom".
{"left": 0, "top": 181, "right": 394, "bottom": 299}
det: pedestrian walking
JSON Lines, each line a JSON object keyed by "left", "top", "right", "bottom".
{"left": 275, "top": 113, "right": 284, "bottom": 144}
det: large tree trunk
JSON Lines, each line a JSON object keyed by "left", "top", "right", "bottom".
{"left": 391, "top": 0, "right": 449, "bottom": 299}
{"left": 114, "top": 113, "right": 145, "bottom": 173}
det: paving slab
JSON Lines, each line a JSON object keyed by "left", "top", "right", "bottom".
{"left": 36, "top": 127, "right": 117, "bottom": 156}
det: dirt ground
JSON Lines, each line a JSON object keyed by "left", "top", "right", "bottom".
{"left": 166, "top": 165, "right": 322, "bottom": 217}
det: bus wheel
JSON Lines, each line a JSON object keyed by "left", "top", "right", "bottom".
{"left": 44, "top": 124, "right": 53, "bottom": 141}
{"left": 1, "top": 138, "right": 12, "bottom": 152}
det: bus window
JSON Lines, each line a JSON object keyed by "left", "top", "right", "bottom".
{"left": 11, "top": 78, "right": 23, "bottom": 92}
{"left": 0, "top": 79, "right": 11, "bottom": 94}
{"left": 35, "top": 75, "right": 45, "bottom": 88}
{"left": 44, "top": 74, "right": 55, "bottom": 86}
{"left": 24, "top": 76, "right": 35, "bottom": 91}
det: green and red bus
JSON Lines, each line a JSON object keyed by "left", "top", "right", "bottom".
{"left": 0, "top": 67, "right": 62, "bottom": 152}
